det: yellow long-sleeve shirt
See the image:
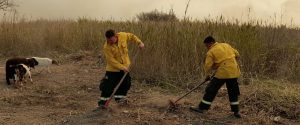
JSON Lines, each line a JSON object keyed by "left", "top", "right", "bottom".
{"left": 204, "top": 42, "right": 241, "bottom": 79}
{"left": 103, "top": 32, "right": 142, "bottom": 72}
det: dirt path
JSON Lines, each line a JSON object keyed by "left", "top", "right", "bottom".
{"left": 0, "top": 58, "right": 298, "bottom": 125}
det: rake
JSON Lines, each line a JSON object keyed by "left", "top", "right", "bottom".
{"left": 104, "top": 50, "right": 140, "bottom": 108}
{"left": 168, "top": 77, "right": 212, "bottom": 110}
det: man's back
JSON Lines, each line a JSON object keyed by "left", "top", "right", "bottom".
{"left": 206, "top": 42, "right": 240, "bottom": 79}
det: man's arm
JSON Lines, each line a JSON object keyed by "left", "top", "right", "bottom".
{"left": 204, "top": 52, "right": 214, "bottom": 77}
{"left": 127, "top": 33, "right": 142, "bottom": 44}
{"left": 233, "top": 48, "right": 240, "bottom": 59}
{"left": 127, "top": 33, "right": 145, "bottom": 49}
{"left": 227, "top": 44, "right": 240, "bottom": 59}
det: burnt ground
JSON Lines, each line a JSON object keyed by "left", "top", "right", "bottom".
{"left": 0, "top": 57, "right": 299, "bottom": 125}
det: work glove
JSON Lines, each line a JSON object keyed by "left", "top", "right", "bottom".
{"left": 122, "top": 67, "right": 129, "bottom": 72}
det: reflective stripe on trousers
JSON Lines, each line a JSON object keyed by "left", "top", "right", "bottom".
{"left": 230, "top": 101, "right": 239, "bottom": 105}
{"left": 201, "top": 99, "right": 212, "bottom": 105}
{"left": 100, "top": 97, "right": 110, "bottom": 101}
{"left": 114, "top": 95, "right": 126, "bottom": 99}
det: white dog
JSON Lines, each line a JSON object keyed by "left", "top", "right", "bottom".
{"left": 30, "top": 57, "right": 59, "bottom": 73}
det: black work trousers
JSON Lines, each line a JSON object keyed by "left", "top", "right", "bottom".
{"left": 98, "top": 71, "right": 131, "bottom": 106}
{"left": 198, "top": 77, "right": 240, "bottom": 112}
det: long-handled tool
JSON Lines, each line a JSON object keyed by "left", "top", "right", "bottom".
{"left": 168, "top": 78, "right": 210, "bottom": 109}
{"left": 104, "top": 50, "right": 139, "bottom": 108}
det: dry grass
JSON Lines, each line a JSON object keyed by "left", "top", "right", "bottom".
{"left": 0, "top": 47, "right": 299, "bottom": 124}
{"left": 0, "top": 18, "right": 299, "bottom": 85}
{"left": 241, "top": 80, "right": 300, "bottom": 120}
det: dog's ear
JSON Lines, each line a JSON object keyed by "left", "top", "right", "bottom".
{"left": 17, "top": 64, "right": 23, "bottom": 68}
{"left": 27, "top": 58, "right": 38, "bottom": 68}
{"left": 52, "top": 60, "right": 59, "bottom": 65}
{"left": 32, "top": 58, "right": 39, "bottom": 65}
{"left": 17, "top": 64, "right": 25, "bottom": 71}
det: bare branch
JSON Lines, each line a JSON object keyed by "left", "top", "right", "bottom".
{"left": 0, "top": 0, "right": 16, "bottom": 11}
{"left": 184, "top": 0, "right": 191, "bottom": 20}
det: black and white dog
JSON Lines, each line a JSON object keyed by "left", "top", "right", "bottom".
{"left": 5, "top": 57, "right": 58, "bottom": 85}
{"left": 6, "top": 57, "right": 38, "bottom": 85}
{"left": 15, "top": 64, "right": 33, "bottom": 84}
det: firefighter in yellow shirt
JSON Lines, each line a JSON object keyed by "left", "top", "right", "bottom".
{"left": 98, "top": 29, "right": 144, "bottom": 108}
{"left": 190, "top": 36, "right": 241, "bottom": 118}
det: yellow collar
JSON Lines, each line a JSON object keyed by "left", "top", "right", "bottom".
{"left": 209, "top": 42, "right": 218, "bottom": 49}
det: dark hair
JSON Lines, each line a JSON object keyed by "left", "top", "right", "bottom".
{"left": 105, "top": 29, "right": 115, "bottom": 38}
{"left": 203, "top": 36, "right": 215, "bottom": 43}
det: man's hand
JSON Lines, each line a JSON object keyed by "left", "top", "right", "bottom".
{"left": 139, "top": 43, "right": 145, "bottom": 49}
{"left": 122, "top": 67, "right": 129, "bottom": 72}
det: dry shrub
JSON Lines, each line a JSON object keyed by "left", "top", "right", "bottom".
{"left": 241, "top": 80, "right": 300, "bottom": 119}
{"left": 136, "top": 9, "right": 178, "bottom": 22}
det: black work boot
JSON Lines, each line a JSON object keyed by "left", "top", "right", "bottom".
{"left": 233, "top": 112, "right": 242, "bottom": 118}
{"left": 98, "top": 100, "right": 106, "bottom": 106}
{"left": 92, "top": 105, "right": 107, "bottom": 112}
{"left": 189, "top": 106, "right": 206, "bottom": 113}
{"left": 92, "top": 100, "right": 107, "bottom": 112}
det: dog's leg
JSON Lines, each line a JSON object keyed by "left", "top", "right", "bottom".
{"left": 22, "top": 74, "right": 26, "bottom": 84}
{"left": 36, "top": 68, "right": 43, "bottom": 74}
{"left": 47, "top": 66, "right": 51, "bottom": 73}
{"left": 13, "top": 76, "right": 20, "bottom": 89}
{"left": 13, "top": 79, "right": 16, "bottom": 86}
{"left": 29, "top": 73, "right": 33, "bottom": 83}
{"left": 13, "top": 80, "right": 18, "bottom": 88}
{"left": 19, "top": 76, "right": 24, "bottom": 86}
{"left": 6, "top": 75, "right": 11, "bottom": 85}
{"left": 14, "top": 74, "right": 19, "bottom": 81}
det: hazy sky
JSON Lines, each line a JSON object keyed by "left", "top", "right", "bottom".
{"left": 6, "top": 0, "right": 300, "bottom": 26}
